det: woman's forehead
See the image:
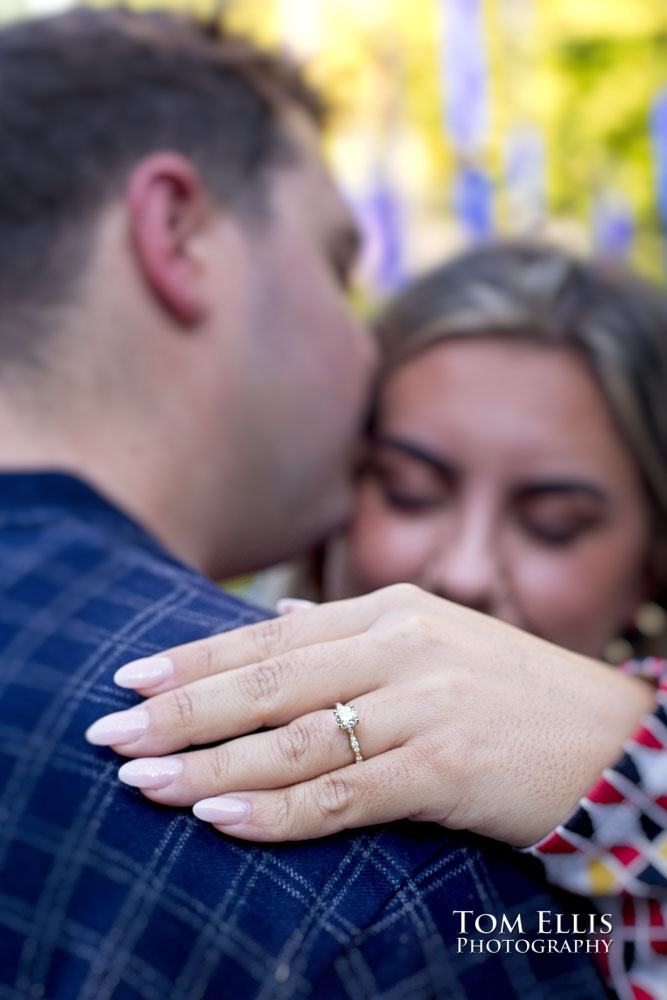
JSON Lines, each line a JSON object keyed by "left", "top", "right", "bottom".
{"left": 376, "top": 338, "right": 643, "bottom": 485}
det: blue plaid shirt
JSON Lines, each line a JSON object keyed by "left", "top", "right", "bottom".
{"left": 0, "top": 473, "right": 608, "bottom": 999}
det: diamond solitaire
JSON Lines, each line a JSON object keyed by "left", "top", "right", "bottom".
{"left": 334, "top": 703, "right": 358, "bottom": 730}
{"left": 333, "top": 702, "right": 363, "bottom": 762}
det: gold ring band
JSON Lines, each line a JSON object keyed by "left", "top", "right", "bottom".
{"left": 333, "top": 702, "right": 363, "bottom": 763}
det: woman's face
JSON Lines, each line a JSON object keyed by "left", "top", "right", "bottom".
{"left": 343, "top": 338, "right": 652, "bottom": 657}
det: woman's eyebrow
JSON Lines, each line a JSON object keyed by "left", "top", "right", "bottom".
{"left": 514, "top": 480, "right": 610, "bottom": 503}
{"left": 374, "top": 436, "right": 457, "bottom": 478}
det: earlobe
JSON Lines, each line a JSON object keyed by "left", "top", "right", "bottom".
{"left": 127, "top": 153, "right": 210, "bottom": 326}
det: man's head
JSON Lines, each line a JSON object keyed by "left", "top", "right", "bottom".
{"left": 0, "top": 8, "right": 375, "bottom": 575}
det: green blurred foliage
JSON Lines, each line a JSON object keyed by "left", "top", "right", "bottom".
{"left": 10, "top": 0, "right": 667, "bottom": 278}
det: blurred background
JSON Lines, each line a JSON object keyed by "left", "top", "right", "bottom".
{"left": 3, "top": 0, "right": 666, "bottom": 638}
{"left": 4, "top": 0, "right": 667, "bottom": 294}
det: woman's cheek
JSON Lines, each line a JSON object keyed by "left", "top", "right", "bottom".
{"left": 510, "top": 538, "right": 640, "bottom": 656}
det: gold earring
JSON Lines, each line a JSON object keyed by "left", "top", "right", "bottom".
{"left": 634, "top": 601, "right": 667, "bottom": 640}
{"left": 604, "top": 602, "right": 667, "bottom": 664}
{"left": 604, "top": 637, "right": 635, "bottom": 665}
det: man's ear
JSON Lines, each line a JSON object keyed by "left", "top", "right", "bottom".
{"left": 127, "top": 153, "right": 212, "bottom": 326}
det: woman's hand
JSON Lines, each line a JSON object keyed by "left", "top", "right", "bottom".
{"left": 85, "top": 584, "right": 655, "bottom": 845}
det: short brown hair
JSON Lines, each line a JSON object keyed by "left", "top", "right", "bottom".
{"left": 0, "top": 7, "right": 323, "bottom": 362}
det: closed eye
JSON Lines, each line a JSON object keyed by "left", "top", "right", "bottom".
{"left": 520, "top": 517, "right": 600, "bottom": 545}
{"left": 515, "top": 483, "right": 608, "bottom": 546}
{"left": 382, "top": 490, "right": 445, "bottom": 513}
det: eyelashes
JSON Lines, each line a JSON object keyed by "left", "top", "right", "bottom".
{"left": 376, "top": 483, "right": 601, "bottom": 545}
{"left": 382, "top": 490, "right": 445, "bottom": 513}
{"left": 519, "top": 517, "right": 600, "bottom": 546}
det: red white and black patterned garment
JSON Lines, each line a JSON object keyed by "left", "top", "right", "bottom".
{"left": 525, "top": 658, "right": 667, "bottom": 1000}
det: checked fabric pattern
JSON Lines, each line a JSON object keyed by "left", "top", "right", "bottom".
{"left": 0, "top": 472, "right": 610, "bottom": 1000}
{"left": 530, "top": 658, "right": 667, "bottom": 1000}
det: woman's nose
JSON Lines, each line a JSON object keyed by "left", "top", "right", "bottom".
{"left": 421, "top": 521, "right": 500, "bottom": 614}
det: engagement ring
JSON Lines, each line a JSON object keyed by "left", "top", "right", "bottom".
{"left": 333, "top": 702, "right": 363, "bottom": 762}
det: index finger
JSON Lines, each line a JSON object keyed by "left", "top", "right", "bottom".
{"left": 112, "top": 588, "right": 388, "bottom": 696}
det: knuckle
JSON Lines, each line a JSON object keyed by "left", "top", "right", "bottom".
{"left": 317, "top": 773, "right": 354, "bottom": 822}
{"left": 409, "top": 613, "right": 441, "bottom": 649}
{"left": 252, "top": 616, "right": 288, "bottom": 661}
{"left": 380, "top": 612, "right": 435, "bottom": 653}
{"left": 418, "top": 724, "right": 466, "bottom": 782}
{"left": 169, "top": 687, "right": 196, "bottom": 729}
{"left": 241, "top": 658, "right": 287, "bottom": 707}
{"left": 272, "top": 788, "right": 295, "bottom": 835}
{"left": 382, "top": 582, "right": 423, "bottom": 607}
{"left": 389, "top": 750, "right": 419, "bottom": 791}
{"left": 208, "top": 745, "right": 230, "bottom": 786}
{"left": 408, "top": 737, "right": 442, "bottom": 777}
{"left": 277, "top": 720, "right": 312, "bottom": 769}
{"left": 189, "top": 639, "right": 215, "bottom": 678}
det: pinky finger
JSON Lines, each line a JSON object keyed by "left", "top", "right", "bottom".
{"left": 192, "top": 748, "right": 424, "bottom": 842}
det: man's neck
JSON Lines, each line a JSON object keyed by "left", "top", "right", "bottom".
{"left": 0, "top": 400, "right": 221, "bottom": 576}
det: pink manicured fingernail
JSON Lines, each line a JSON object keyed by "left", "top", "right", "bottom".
{"left": 193, "top": 796, "right": 251, "bottom": 825}
{"left": 85, "top": 708, "right": 149, "bottom": 746}
{"left": 275, "top": 598, "right": 316, "bottom": 615}
{"left": 118, "top": 757, "right": 183, "bottom": 789}
{"left": 114, "top": 656, "right": 174, "bottom": 689}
